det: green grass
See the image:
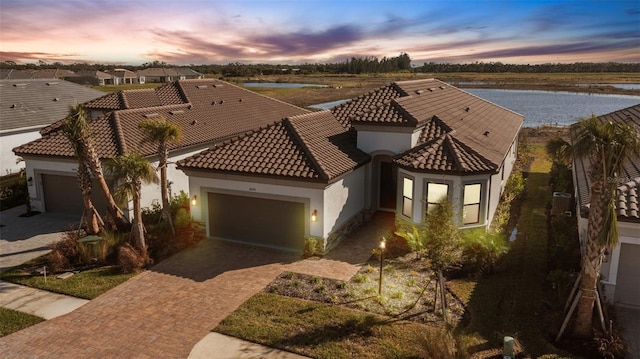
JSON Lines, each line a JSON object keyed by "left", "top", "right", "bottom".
{"left": 0, "top": 308, "right": 44, "bottom": 337}
{"left": 216, "top": 292, "right": 466, "bottom": 359}
{"left": 0, "top": 265, "right": 136, "bottom": 300}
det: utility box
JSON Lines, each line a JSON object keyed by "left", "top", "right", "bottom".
{"left": 552, "top": 192, "right": 572, "bottom": 216}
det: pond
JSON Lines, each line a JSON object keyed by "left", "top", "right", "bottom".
{"left": 311, "top": 89, "right": 640, "bottom": 127}
{"left": 243, "top": 82, "right": 328, "bottom": 88}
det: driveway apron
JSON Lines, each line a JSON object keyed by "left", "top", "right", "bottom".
{"left": 0, "top": 212, "right": 393, "bottom": 358}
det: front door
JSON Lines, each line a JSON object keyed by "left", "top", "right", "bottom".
{"left": 379, "top": 161, "right": 396, "bottom": 210}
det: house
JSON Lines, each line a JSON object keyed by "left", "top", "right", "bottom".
{"left": 178, "top": 79, "right": 523, "bottom": 252}
{"left": 1, "top": 79, "right": 105, "bottom": 175}
{"left": 13, "top": 79, "right": 309, "bottom": 217}
{"left": 14, "top": 78, "right": 522, "bottom": 253}
{"left": 107, "top": 69, "right": 140, "bottom": 85}
{"left": 65, "top": 70, "right": 115, "bottom": 86}
{"left": 572, "top": 104, "right": 640, "bottom": 306}
{"left": 136, "top": 68, "right": 203, "bottom": 83}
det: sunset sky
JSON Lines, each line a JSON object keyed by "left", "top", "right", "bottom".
{"left": 1, "top": 0, "right": 639, "bottom": 66}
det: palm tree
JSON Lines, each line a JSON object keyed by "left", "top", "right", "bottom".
{"left": 63, "top": 104, "right": 127, "bottom": 230}
{"left": 138, "top": 117, "right": 183, "bottom": 234}
{"left": 61, "top": 107, "right": 101, "bottom": 234}
{"left": 571, "top": 115, "right": 640, "bottom": 337}
{"left": 105, "top": 151, "right": 158, "bottom": 254}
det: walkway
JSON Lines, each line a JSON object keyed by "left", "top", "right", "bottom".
{"left": 0, "top": 212, "right": 394, "bottom": 358}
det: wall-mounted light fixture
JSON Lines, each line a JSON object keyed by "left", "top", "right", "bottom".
{"left": 311, "top": 209, "right": 318, "bottom": 222}
{"left": 191, "top": 195, "right": 198, "bottom": 206}
{"left": 27, "top": 176, "right": 33, "bottom": 186}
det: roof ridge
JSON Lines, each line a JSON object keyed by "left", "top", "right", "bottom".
{"left": 447, "top": 133, "right": 496, "bottom": 170}
{"left": 166, "top": 81, "right": 189, "bottom": 104}
{"left": 111, "top": 112, "right": 128, "bottom": 155}
{"left": 283, "top": 117, "right": 329, "bottom": 180}
{"left": 118, "top": 91, "right": 130, "bottom": 109}
{"left": 444, "top": 133, "right": 468, "bottom": 172}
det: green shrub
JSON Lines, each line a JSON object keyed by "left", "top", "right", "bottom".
{"left": 460, "top": 228, "right": 508, "bottom": 276}
{"left": 303, "top": 236, "right": 324, "bottom": 257}
{"left": 0, "top": 173, "right": 27, "bottom": 210}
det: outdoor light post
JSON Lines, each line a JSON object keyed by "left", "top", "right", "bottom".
{"left": 378, "top": 237, "right": 386, "bottom": 295}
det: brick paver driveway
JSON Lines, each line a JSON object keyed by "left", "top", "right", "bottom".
{"left": 0, "top": 213, "right": 392, "bottom": 358}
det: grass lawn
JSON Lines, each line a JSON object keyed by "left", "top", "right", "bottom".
{"left": 0, "top": 265, "right": 136, "bottom": 300}
{"left": 0, "top": 308, "right": 44, "bottom": 337}
{"left": 216, "top": 292, "right": 464, "bottom": 359}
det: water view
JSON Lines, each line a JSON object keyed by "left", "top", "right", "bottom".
{"left": 310, "top": 89, "right": 640, "bottom": 128}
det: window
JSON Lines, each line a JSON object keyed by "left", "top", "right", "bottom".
{"left": 463, "top": 183, "right": 482, "bottom": 224}
{"left": 426, "top": 182, "right": 449, "bottom": 215}
{"left": 402, "top": 177, "right": 413, "bottom": 218}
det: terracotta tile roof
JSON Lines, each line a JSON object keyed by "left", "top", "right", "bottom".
{"left": 177, "top": 111, "right": 370, "bottom": 183}
{"left": 394, "top": 118, "right": 496, "bottom": 174}
{"left": 331, "top": 79, "right": 522, "bottom": 174}
{"left": 0, "top": 79, "right": 105, "bottom": 132}
{"left": 0, "top": 69, "right": 33, "bottom": 80}
{"left": 84, "top": 82, "right": 186, "bottom": 111}
{"left": 14, "top": 79, "right": 309, "bottom": 160}
{"left": 573, "top": 104, "right": 640, "bottom": 221}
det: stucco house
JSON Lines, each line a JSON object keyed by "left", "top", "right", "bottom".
{"left": 65, "top": 70, "right": 115, "bottom": 86}
{"left": 14, "top": 78, "right": 523, "bottom": 253}
{"left": 1, "top": 79, "right": 104, "bottom": 175}
{"left": 572, "top": 104, "right": 640, "bottom": 307}
{"left": 13, "top": 79, "right": 309, "bottom": 217}
{"left": 178, "top": 79, "right": 523, "bottom": 252}
{"left": 136, "top": 68, "right": 203, "bottom": 83}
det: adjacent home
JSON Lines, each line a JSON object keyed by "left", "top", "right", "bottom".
{"left": 136, "top": 68, "right": 203, "bottom": 83}
{"left": 13, "top": 79, "right": 309, "bottom": 218}
{"left": 14, "top": 78, "right": 523, "bottom": 253}
{"left": 65, "top": 70, "right": 114, "bottom": 86}
{"left": 178, "top": 79, "right": 523, "bottom": 252}
{"left": 1, "top": 79, "right": 105, "bottom": 175}
{"left": 572, "top": 104, "right": 640, "bottom": 307}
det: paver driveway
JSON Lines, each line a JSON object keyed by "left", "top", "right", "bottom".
{"left": 0, "top": 212, "right": 392, "bottom": 358}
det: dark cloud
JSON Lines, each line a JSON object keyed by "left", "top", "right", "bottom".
{"left": 0, "top": 51, "right": 85, "bottom": 63}
{"left": 249, "top": 25, "right": 364, "bottom": 56}
{"left": 474, "top": 39, "right": 640, "bottom": 58}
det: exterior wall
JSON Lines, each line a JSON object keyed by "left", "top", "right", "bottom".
{"left": 187, "top": 175, "right": 324, "bottom": 241}
{"left": 2, "top": 130, "right": 42, "bottom": 175}
{"left": 356, "top": 127, "right": 421, "bottom": 155}
{"left": 322, "top": 166, "right": 368, "bottom": 250}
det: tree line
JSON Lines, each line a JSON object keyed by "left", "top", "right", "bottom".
{"left": 2, "top": 54, "right": 638, "bottom": 77}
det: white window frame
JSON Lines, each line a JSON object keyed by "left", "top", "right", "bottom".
{"left": 463, "top": 183, "right": 482, "bottom": 225}
{"left": 425, "top": 182, "right": 449, "bottom": 216}
{"left": 402, "top": 176, "right": 414, "bottom": 219}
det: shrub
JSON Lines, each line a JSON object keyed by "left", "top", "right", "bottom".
{"left": 460, "top": 228, "right": 508, "bottom": 276}
{"left": 48, "top": 230, "right": 82, "bottom": 269}
{"left": 117, "top": 244, "right": 146, "bottom": 273}
{"left": 303, "top": 236, "right": 324, "bottom": 257}
{"left": 594, "top": 330, "right": 627, "bottom": 359}
{"left": 0, "top": 173, "right": 27, "bottom": 210}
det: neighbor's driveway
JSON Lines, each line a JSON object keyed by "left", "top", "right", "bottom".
{"left": 0, "top": 213, "right": 392, "bottom": 358}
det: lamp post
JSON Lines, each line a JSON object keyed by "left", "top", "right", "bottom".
{"left": 378, "top": 237, "right": 386, "bottom": 295}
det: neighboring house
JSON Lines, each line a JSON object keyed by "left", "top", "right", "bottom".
{"left": 1, "top": 79, "right": 105, "bottom": 175}
{"left": 65, "top": 70, "right": 115, "bottom": 86}
{"left": 572, "top": 104, "right": 640, "bottom": 307}
{"left": 29, "top": 69, "right": 76, "bottom": 79}
{"left": 107, "top": 69, "right": 140, "bottom": 85}
{"left": 13, "top": 79, "right": 309, "bottom": 218}
{"left": 178, "top": 79, "right": 523, "bottom": 252}
{"left": 136, "top": 68, "right": 203, "bottom": 83}
{"left": 0, "top": 69, "right": 33, "bottom": 80}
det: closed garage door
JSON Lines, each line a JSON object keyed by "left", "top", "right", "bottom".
{"left": 208, "top": 192, "right": 305, "bottom": 251}
{"left": 615, "top": 243, "right": 640, "bottom": 306}
{"left": 41, "top": 174, "right": 109, "bottom": 216}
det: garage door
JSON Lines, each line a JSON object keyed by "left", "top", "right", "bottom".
{"left": 615, "top": 243, "right": 640, "bottom": 306}
{"left": 41, "top": 174, "right": 109, "bottom": 216}
{"left": 208, "top": 192, "right": 305, "bottom": 251}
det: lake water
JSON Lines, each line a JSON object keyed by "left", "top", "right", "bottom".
{"left": 311, "top": 89, "right": 640, "bottom": 127}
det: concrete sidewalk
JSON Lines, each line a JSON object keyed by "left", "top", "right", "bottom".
{"left": 0, "top": 280, "right": 88, "bottom": 320}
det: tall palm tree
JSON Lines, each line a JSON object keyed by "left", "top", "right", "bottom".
{"left": 105, "top": 151, "right": 158, "bottom": 254}
{"left": 138, "top": 117, "right": 183, "bottom": 234}
{"left": 61, "top": 106, "right": 101, "bottom": 234}
{"left": 64, "top": 104, "right": 127, "bottom": 230}
{"left": 571, "top": 115, "right": 640, "bottom": 337}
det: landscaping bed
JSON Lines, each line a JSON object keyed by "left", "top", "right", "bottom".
{"left": 266, "top": 252, "right": 466, "bottom": 327}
